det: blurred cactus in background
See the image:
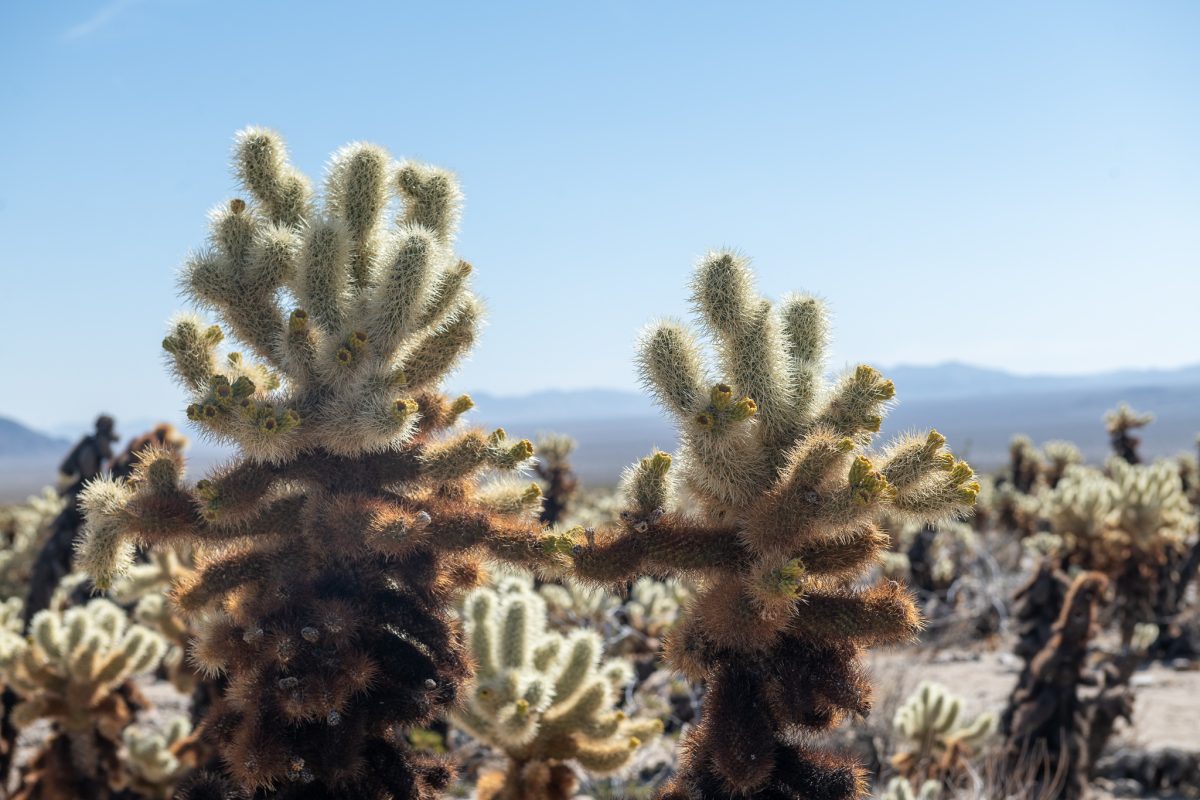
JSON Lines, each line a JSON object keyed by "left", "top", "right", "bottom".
{"left": 0, "top": 598, "right": 168, "bottom": 798}
{"left": 78, "top": 129, "right": 557, "bottom": 798}
{"left": 890, "top": 681, "right": 994, "bottom": 784}
{"left": 1003, "top": 572, "right": 1107, "bottom": 799}
{"left": 534, "top": 435, "right": 580, "bottom": 528}
{"left": 0, "top": 488, "right": 63, "bottom": 598}
{"left": 1105, "top": 403, "right": 1153, "bottom": 465}
{"left": 1042, "top": 440, "right": 1083, "bottom": 489}
{"left": 1005, "top": 436, "right": 1044, "bottom": 494}
{"left": 564, "top": 252, "right": 977, "bottom": 799}
{"left": 454, "top": 577, "right": 662, "bottom": 799}
{"left": 24, "top": 415, "right": 118, "bottom": 624}
{"left": 121, "top": 716, "right": 196, "bottom": 799}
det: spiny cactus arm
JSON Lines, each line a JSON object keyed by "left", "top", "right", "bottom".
{"left": 811, "top": 364, "right": 894, "bottom": 442}
{"left": 161, "top": 315, "right": 225, "bottom": 393}
{"left": 636, "top": 321, "right": 708, "bottom": 419}
{"left": 890, "top": 458, "right": 980, "bottom": 519}
{"left": 417, "top": 429, "right": 534, "bottom": 483}
{"left": 779, "top": 293, "right": 829, "bottom": 424}
{"left": 417, "top": 260, "right": 473, "bottom": 330}
{"left": 395, "top": 160, "right": 463, "bottom": 242}
{"left": 170, "top": 542, "right": 283, "bottom": 613}
{"left": 566, "top": 518, "right": 746, "bottom": 584}
{"left": 745, "top": 448, "right": 890, "bottom": 558}
{"left": 786, "top": 582, "right": 922, "bottom": 646}
{"left": 233, "top": 127, "right": 313, "bottom": 227}
{"left": 324, "top": 142, "right": 390, "bottom": 290}
{"left": 476, "top": 480, "right": 543, "bottom": 517}
{"left": 691, "top": 252, "right": 793, "bottom": 449}
{"left": 395, "top": 296, "right": 481, "bottom": 391}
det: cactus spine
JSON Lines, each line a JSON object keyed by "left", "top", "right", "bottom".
{"left": 563, "top": 253, "right": 977, "bottom": 799}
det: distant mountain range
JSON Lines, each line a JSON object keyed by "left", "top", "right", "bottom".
{"left": 3, "top": 362, "right": 1199, "bottom": 500}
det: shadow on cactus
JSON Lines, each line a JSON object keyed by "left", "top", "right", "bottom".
{"left": 454, "top": 577, "right": 662, "bottom": 799}
{"left": 562, "top": 252, "right": 978, "bottom": 799}
{"left": 78, "top": 128, "right": 558, "bottom": 798}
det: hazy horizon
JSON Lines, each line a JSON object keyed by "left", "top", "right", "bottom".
{"left": 3, "top": 2, "right": 1198, "bottom": 430}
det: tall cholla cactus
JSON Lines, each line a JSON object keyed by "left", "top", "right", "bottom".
{"left": 1004, "top": 572, "right": 1108, "bottom": 799}
{"left": 78, "top": 129, "right": 555, "bottom": 798}
{"left": 890, "top": 681, "right": 994, "bottom": 782}
{"left": 562, "top": 253, "right": 978, "bottom": 799}
{"left": 454, "top": 578, "right": 662, "bottom": 800}
{"left": 0, "top": 598, "right": 167, "bottom": 798}
{"left": 1105, "top": 403, "right": 1153, "bottom": 464}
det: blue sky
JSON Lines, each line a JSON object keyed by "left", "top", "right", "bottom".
{"left": 1, "top": 1, "right": 1198, "bottom": 431}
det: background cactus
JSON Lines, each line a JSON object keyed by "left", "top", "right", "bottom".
{"left": 890, "top": 681, "right": 994, "bottom": 784}
{"left": 453, "top": 577, "right": 662, "bottom": 800}
{"left": 77, "top": 129, "right": 557, "bottom": 798}
{"left": 534, "top": 435, "right": 580, "bottom": 528}
{"left": 120, "top": 716, "right": 197, "bottom": 799}
{"left": 0, "top": 488, "right": 62, "bottom": 598}
{"left": 1003, "top": 572, "right": 1108, "bottom": 799}
{"left": 0, "top": 598, "right": 167, "bottom": 798}
{"left": 24, "top": 415, "right": 118, "bottom": 623}
{"left": 564, "top": 252, "right": 978, "bottom": 799}
{"left": 1105, "top": 403, "right": 1153, "bottom": 465}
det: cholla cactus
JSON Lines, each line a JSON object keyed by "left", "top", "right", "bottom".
{"left": 1106, "top": 459, "right": 1193, "bottom": 645}
{"left": 563, "top": 253, "right": 977, "bottom": 799}
{"left": 0, "top": 598, "right": 167, "bottom": 797}
{"left": 77, "top": 129, "right": 555, "bottom": 798}
{"left": 1042, "top": 440, "right": 1083, "bottom": 489}
{"left": 1045, "top": 465, "right": 1117, "bottom": 569}
{"left": 1003, "top": 572, "right": 1108, "bottom": 799}
{"left": 0, "top": 488, "right": 62, "bottom": 597}
{"left": 623, "top": 577, "right": 688, "bottom": 643}
{"left": 1105, "top": 403, "right": 1153, "bottom": 464}
{"left": 1006, "top": 435, "right": 1043, "bottom": 494}
{"left": 120, "top": 716, "right": 195, "bottom": 799}
{"left": 891, "top": 681, "right": 994, "bottom": 782}
{"left": 108, "top": 549, "right": 197, "bottom": 694}
{"left": 880, "top": 777, "right": 941, "bottom": 800}
{"left": 454, "top": 579, "right": 662, "bottom": 800}
{"left": 534, "top": 435, "right": 580, "bottom": 527}
{"left": 538, "top": 577, "right": 621, "bottom": 632}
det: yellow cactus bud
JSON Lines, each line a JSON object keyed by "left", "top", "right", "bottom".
{"left": 510, "top": 440, "right": 534, "bottom": 461}
{"left": 336, "top": 347, "right": 354, "bottom": 365}
{"left": 711, "top": 383, "right": 734, "bottom": 409}
{"left": 450, "top": 394, "right": 475, "bottom": 415}
{"left": 348, "top": 331, "right": 368, "bottom": 351}
{"left": 926, "top": 430, "right": 947, "bottom": 450}
{"left": 392, "top": 398, "right": 419, "bottom": 422}
{"left": 288, "top": 308, "right": 309, "bottom": 332}
{"left": 729, "top": 397, "right": 758, "bottom": 421}
{"left": 489, "top": 428, "right": 507, "bottom": 444}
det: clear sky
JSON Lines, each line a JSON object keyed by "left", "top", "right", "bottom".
{"left": 1, "top": 1, "right": 1198, "bottom": 431}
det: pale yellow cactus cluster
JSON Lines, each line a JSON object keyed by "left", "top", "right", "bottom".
{"left": 623, "top": 577, "right": 689, "bottom": 642}
{"left": 1044, "top": 465, "right": 1118, "bottom": 561}
{"left": 120, "top": 716, "right": 193, "bottom": 799}
{"left": 0, "top": 598, "right": 167, "bottom": 736}
{"left": 1107, "top": 458, "right": 1194, "bottom": 554}
{"left": 880, "top": 777, "right": 941, "bottom": 800}
{"left": 0, "top": 488, "right": 62, "bottom": 596}
{"left": 108, "top": 549, "right": 195, "bottom": 691}
{"left": 1046, "top": 460, "right": 1194, "bottom": 567}
{"left": 538, "top": 574, "right": 622, "bottom": 631}
{"left": 891, "top": 681, "right": 995, "bottom": 781}
{"left": 454, "top": 577, "right": 662, "bottom": 798}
